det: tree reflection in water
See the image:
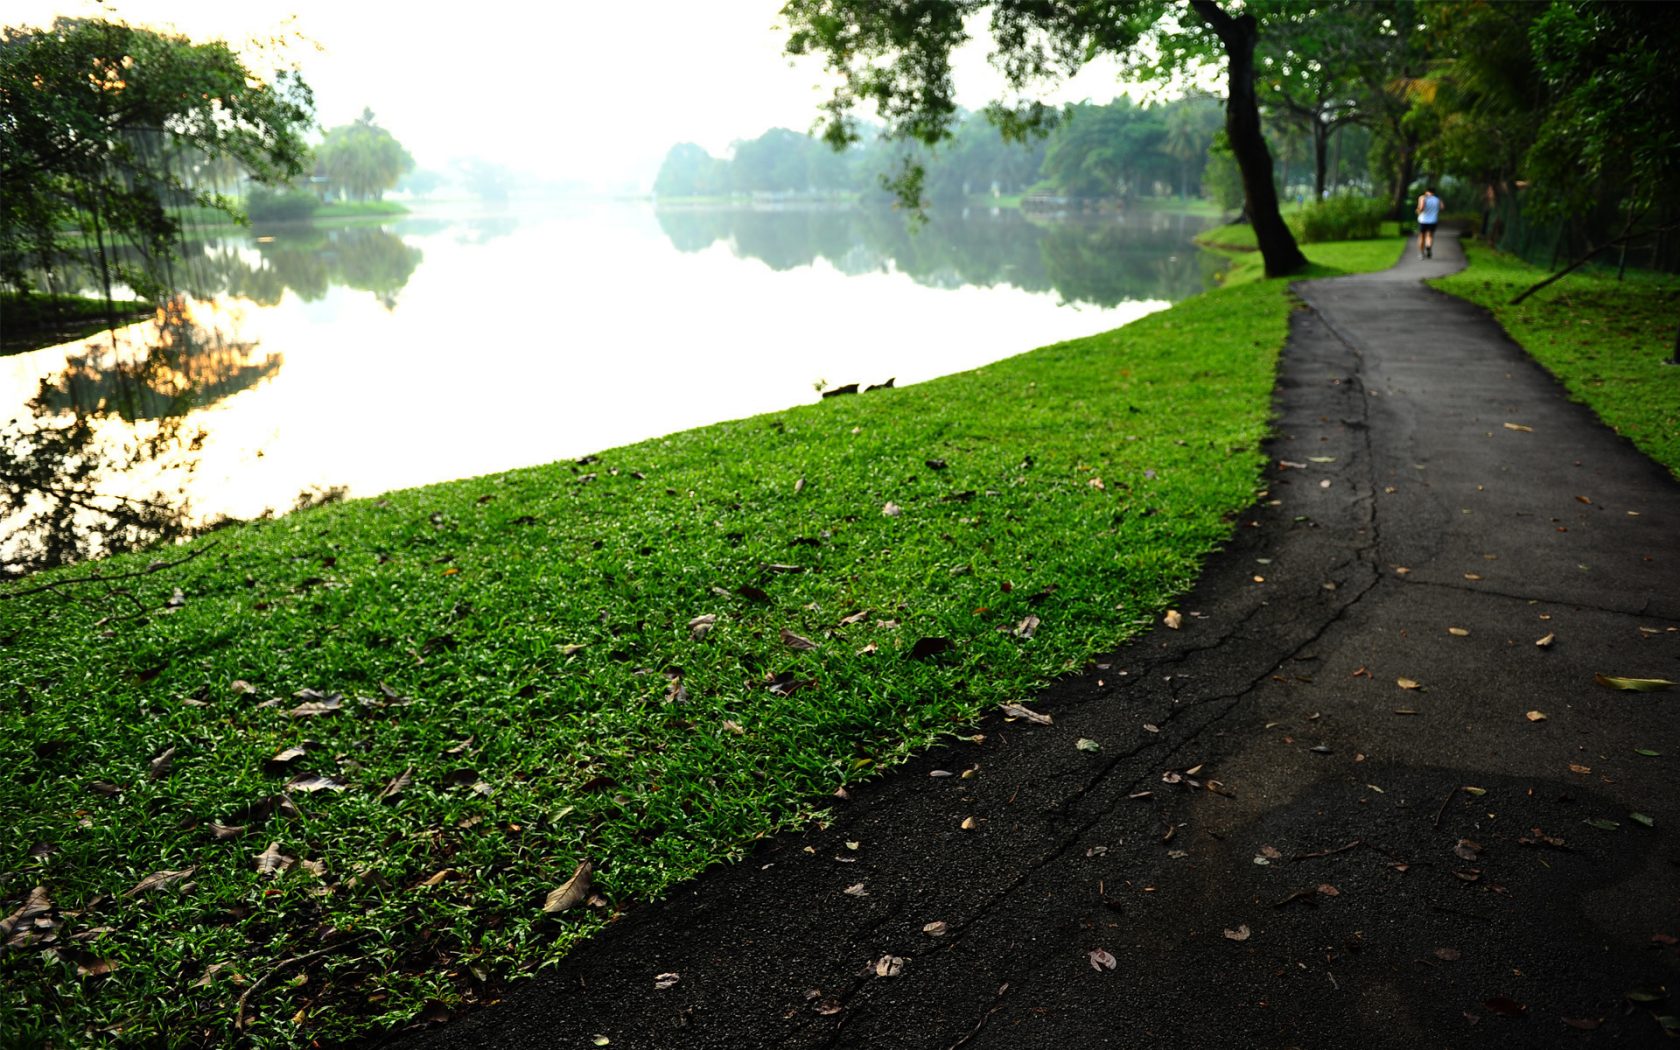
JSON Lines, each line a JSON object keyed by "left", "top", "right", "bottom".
{"left": 1, "top": 299, "right": 277, "bottom": 576}
{"left": 654, "top": 204, "right": 1227, "bottom": 307}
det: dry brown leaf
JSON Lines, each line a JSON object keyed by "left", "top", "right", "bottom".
{"left": 1088, "top": 948, "right": 1117, "bottom": 971}
{"left": 124, "top": 867, "right": 195, "bottom": 897}
{"left": 378, "top": 766, "right": 413, "bottom": 803}
{"left": 543, "top": 861, "right": 592, "bottom": 914}
{"left": 881, "top": 501, "right": 902, "bottom": 517}
{"left": 838, "top": 610, "right": 870, "bottom": 626}
{"left": 148, "top": 747, "right": 176, "bottom": 780}
{"left": 875, "top": 955, "right": 904, "bottom": 977}
{"left": 284, "top": 772, "right": 348, "bottom": 793}
{"left": 781, "top": 628, "right": 818, "bottom": 651}
{"left": 1397, "top": 678, "right": 1420, "bottom": 690}
{"left": 844, "top": 882, "right": 868, "bottom": 896}
{"left": 1223, "top": 925, "right": 1251, "bottom": 942}
{"left": 208, "top": 822, "right": 246, "bottom": 840}
{"left": 1503, "top": 422, "right": 1532, "bottom": 432}
{"left": 998, "top": 702, "right": 1051, "bottom": 725}
{"left": 1014, "top": 614, "right": 1041, "bottom": 639}
{"left": 254, "top": 842, "right": 295, "bottom": 876}
{"left": 1448, "top": 627, "right": 1469, "bottom": 637}
{"left": 1569, "top": 763, "right": 1592, "bottom": 774}
{"left": 961, "top": 816, "right": 978, "bottom": 830}
{"left": 923, "top": 921, "right": 948, "bottom": 937}
{"left": 1525, "top": 710, "right": 1546, "bottom": 722}
{"left": 419, "top": 869, "right": 450, "bottom": 888}
{"left": 1163, "top": 610, "right": 1183, "bottom": 629}
{"left": 1436, "top": 947, "right": 1462, "bottom": 961}
{"left": 1318, "top": 884, "right": 1340, "bottom": 896}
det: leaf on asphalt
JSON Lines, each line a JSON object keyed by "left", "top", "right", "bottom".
{"left": 378, "top": 767, "right": 413, "bottom": 803}
{"left": 838, "top": 609, "right": 870, "bottom": 626}
{"left": 1636, "top": 749, "right": 1661, "bottom": 757}
{"left": 1163, "top": 610, "right": 1183, "bottom": 630}
{"left": 1484, "top": 996, "right": 1525, "bottom": 1017}
{"left": 1448, "top": 627, "right": 1469, "bottom": 636}
{"left": 1630, "top": 812, "right": 1654, "bottom": 827}
{"left": 875, "top": 955, "right": 904, "bottom": 977}
{"left": 148, "top": 747, "right": 175, "bottom": 780}
{"left": 844, "top": 882, "right": 868, "bottom": 896}
{"left": 1397, "top": 678, "right": 1420, "bottom": 690}
{"left": 590, "top": 1037, "right": 609, "bottom": 1047}
{"left": 1435, "top": 947, "right": 1461, "bottom": 961}
{"left": 207, "top": 822, "right": 246, "bottom": 840}
{"left": 254, "top": 842, "right": 296, "bottom": 875}
{"left": 1088, "top": 948, "right": 1117, "bottom": 971}
{"left": 654, "top": 973, "right": 680, "bottom": 990}
{"left": 923, "top": 921, "right": 948, "bottom": 937}
{"left": 1318, "top": 884, "right": 1340, "bottom": 896}
{"left": 1526, "top": 710, "right": 1547, "bottom": 722}
{"left": 908, "top": 636, "right": 953, "bottom": 659}
{"left": 1462, "top": 786, "right": 1487, "bottom": 796}
{"left": 1308, "top": 456, "right": 1336, "bottom": 463}
{"left": 1463, "top": 573, "right": 1482, "bottom": 581}
{"left": 543, "top": 861, "right": 592, "bottom": 914}
{"left": 1561, "top": 1017, "right": 1600, "bottom": 1030}
{"left": 1453, "top": 839, "right": 1481, "bottom": 861}
{"left": 882, "top": 501, "right": 902, "bottom": 517}
{"left": 1260, "top": 846, "right": 1283, "bottom": 860}
{"left": 286, "top": 694, "right": 344, "bottom": 718}
{"left": 1076, "top": 738, "right": 1101, "bottom": 752}
{"left": 813, "top": 998, "right": 842, "bottom": 1015}
{"left": 1143, "top": 723, "right": 1160, "bottom": 733}
{"left": 998, "top": 702, "right": 1051, "bottom": 725}
{"left": 1014, "top": 614, "right": 1041, "bottom": 639}
{"left": 1595, "top": 675, "right": 1675, "bottom": 691}
{"left": 1584, "top": 819, "right": 1618, "bottom": 831}
{"left": 1536, "top": 633, "right": 1555, "bottom": 647}
{"left": 930, "top": 770, "right": 953, "bottom": 777}
{"left": 1223, "top": 925, "right": 1251, "bottom": 942}
{"left": 1569, "top": 764, "right": 1592, "bottom": 775}
{"left": 1626, "top": 987, "right": 1669, "bottom": 1003}
{"left": 1502, "top": 423, "right": 1532, "bottom": 432}
{"left": 961, "top": 817, "right": 978, "bottom": 830}
{"left": 124, "top": 867, "right": 195, "bottom": 896}
{"left": 262, "top": 747, "right": 308, "bottom": 776}
{"left": 284, "top": 773, "right": 348, "bottom": 792}
{"left": 722, "top": 719, "right": 745, "bottom": 736}
{"left": 781, "top": 628, "right": 818, "bottom": 651}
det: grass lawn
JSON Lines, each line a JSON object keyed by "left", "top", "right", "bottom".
{"left": 311, "top": 201, "right": 410, "bottom": 220}
{"left": 1430, "top": 239, "right": 1680, "bottom": 477}
{"left": 1, "top": 292, "right": 154, "bottom": 357}
{"left": 1, "top": 240, "right": 1400, "bottom": 1048}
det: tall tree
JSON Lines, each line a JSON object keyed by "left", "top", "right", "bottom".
{"left": 316, "top": 107, "right": 413, "bottom": 201}
{"left": 1255, "top": 2, "right": 1366, "bottom": 199}
{"left": 782, "top": 0, "right": 1309, "bottom": 276}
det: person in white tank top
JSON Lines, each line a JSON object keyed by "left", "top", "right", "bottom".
{"left": 1416, "top": 187, "right": 1441, "bottom": 259}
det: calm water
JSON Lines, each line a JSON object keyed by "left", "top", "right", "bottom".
{"left": 4, "top": 201, "right": 1225, "bottom": 532}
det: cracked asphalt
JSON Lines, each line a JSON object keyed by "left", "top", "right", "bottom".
{"left": 384, "top": 230, "right": 1680, "bottom": 1049}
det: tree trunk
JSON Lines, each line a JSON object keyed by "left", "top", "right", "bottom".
{"left": 1313, "top": 120, "right": 1329, "bottom": 199}
{"left": 1390, "top": 134, "right": 1417, "bottom": 220}
{"left": 1191, "top": 0, "right": 1308, "bottom": 276}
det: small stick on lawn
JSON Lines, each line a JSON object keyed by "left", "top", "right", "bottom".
{"left": 235, "top": 933, "right": 368, "bottom": 1033}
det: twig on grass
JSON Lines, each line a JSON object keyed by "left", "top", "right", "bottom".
{"left": 234, "top": 932, "right": 368, "bottom": 1034}
{"left": 0, "top": 541, "right": 218, "bottom": 601}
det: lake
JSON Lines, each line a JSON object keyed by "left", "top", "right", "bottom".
{"left": 2, "top": 201, "right": 1227, "bottom": 560}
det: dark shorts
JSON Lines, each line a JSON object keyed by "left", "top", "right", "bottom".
{"left": 1419, "top": 222, "right": 1438, "bottom": 233}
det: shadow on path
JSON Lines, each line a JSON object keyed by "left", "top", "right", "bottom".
{"left": 379, "top": 227, "right": 1680, "bottom": 1049}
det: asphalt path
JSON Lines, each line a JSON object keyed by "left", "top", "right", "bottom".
{"left": 383, "top": 228, "right": 1680, "bottom": 1049}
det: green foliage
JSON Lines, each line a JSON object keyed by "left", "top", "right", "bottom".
{"left": 246, "top": 185, "right": 320, "bottom": 223}
{"left": 1430, "top": 242, "right": 1680, "bottom": 477}
{"left": 1203, "top": 130, "right": 1246, "bottom": 211}
{"left": 0, "top": 236, "right": 1403, "bottom": 1043}
{"left": 1040, "top": 96, "right": 1171, "bottom": 199}
{"left": 317, "top": 108, "right": 414, "bottom": 203}
{"left": 0, "top": 16, "right": 316, "bottom": 301}
{"left": 654, "top": 142, "right": 733, "bottom": 197}
{"left": 1286, "top": 194, "right": 1390, "bottom": 242}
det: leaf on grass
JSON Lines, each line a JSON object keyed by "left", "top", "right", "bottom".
{"left": 90, "top": 781, "right": 124, "bottom": 797}
{"left": 208, "top": 822, "right": 246, "bottom": 840}
{"left": 0, "top": 887, "right": 52, "bottom": 943}
{"left": 781, "top": 628, "right": 818, "bottom": 651}
{"left": 230, "top": 680, "right": 256, "bottom": 695}
{"left": 284, "top": 773, "right": 348, "bottom": 793}
{"left": 1595, "top": 675, "right": 1675, "bottom": 692}
{"left": 908, "top": 636, "right": 953, "bottom": 659}
{"left": 148, "top": 747, "right": 176, "bottom": 780}
{"left": 765, "top": 671, "right": 816, "bottom": 696}
{"left": 737, "top": 584, "right": 772, "bottom": 603}
{"left": 844, "top": 882, "right": 868, "bottom": 896}
{"left": 286, "top": 694, "right": 344, "bottom": 718}
{"left": 856, "top": 642, "right": 879, "bottom": 655}
{"left": 1484, "top": 996, "right": 1525, "bottom": 1017}
{"left": 1014, "top": 614, "right": 1041, "bottom": 639}
{"left": 1223, "top": 925, "right": 1251, "bottom": 942}
{"left": 419, "top": 869, "right": 450, "bottom": 888}
{"left": 875, "top": 955, "right": 904, "bottom": 977}
{"left": 1163, "top": 610, "right": 1183, "bottom": 630}
{"left": 1397, "top": 678, "right": 1420, "bottom": 690}
{"left": 254, "top": 842, "right": 296, "bottom": 875}
{"left": 1088, "top": 948, "right": 1117, "bottom": 971}
{"left": 998, "top": 702, "right": 1051, "bottom": 725}
{"left": 124, "top": 867, "right": 195, "bottom": 897}
{"left": 1076, "top": 738, "right": 1101, "bottom": 753}
{"left": 923, "top": 921, "right": 948, "bottom": 937}
{"left": 655, "top": 972, "right": 680, "bottom": 990}
{"left": 1435, "top": 947, "right": 1462, "bottom": 961}
{"left": 262, "top": 747, "right": 308, "bottom": 776}
{"left": 379, "top": 767, "right": 413, "bottom": 802}
{"left": 544, "top": 861, "right": 592, "bottom": 914}
{"left": 838, "top": 609, "right": 870, "bottom": 626}
{"left": 882, "top": 501, "right": 902, "bottom": 517}
{"left": 722, "top": 719, "right": 745, "bottom": 736}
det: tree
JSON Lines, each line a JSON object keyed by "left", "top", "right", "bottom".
{"left": 1159, "top": 100, "right": 1219, "bottom": 200}
{"left": 316, "top": 107, "right": 413, "bottom": 201}
{"left": 1, "top": 16, "right": 315, "bottom": 304}
{"left": 1255, "top": 2, "right": 1366, "bottom": 199}
{"left": 654, "top": 142, "right": 733, "bottom": 197}
{"left": 782, "top": 0, "right": 1308, "bottom": 276}
{"left": 1040, "top": 97, "right": 1169, "bottom": 199}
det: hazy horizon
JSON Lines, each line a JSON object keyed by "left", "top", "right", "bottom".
{"left": 9, "top": 0, "right": 1181, "bottom": 193}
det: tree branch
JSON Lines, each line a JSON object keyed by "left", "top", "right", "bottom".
{"left": 1510, "top": 213, "right": 1673, "bottom": 305}
{"left": 0, "top": 541, "right": 217, "bottom": 600}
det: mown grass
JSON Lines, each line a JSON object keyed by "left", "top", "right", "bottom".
{"left": 0, "top": 243, "right": 1398, "bottom": 1048}
{"left": 1430, "top": 240, "right": 1680, "bottom": 477}
{"left": 1197, "top": 220, "right": 1405, "bottom": 254}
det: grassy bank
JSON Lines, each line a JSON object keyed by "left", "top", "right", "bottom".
{"left": 1, "top": 292, "right": 154, "bottom": 357}
{"left": 1430, "top": 240, "right": 1680, "bottom": 476}
{"left": 1, "top": 243, "right": 1399, "bottom": 1047}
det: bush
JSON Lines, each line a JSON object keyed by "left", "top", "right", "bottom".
{"left": 1288, "top": 195, "right": 1390, "bottom": 243}
{"left": 245, "top": 185, "right": 319, "bottom": 223}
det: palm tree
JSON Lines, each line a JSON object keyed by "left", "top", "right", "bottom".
{"left": 1160, "top": 106, "right": 1204, "bottom": 200}
{"left": 317, "top": 108, "right": 414, "bottom": 202}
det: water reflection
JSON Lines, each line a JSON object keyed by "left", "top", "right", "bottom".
{"left": 210, "top": 226, "right": 424, "bottom": 311}
{"left": 655, "top": 205, "right": 1223, "bottom": 306}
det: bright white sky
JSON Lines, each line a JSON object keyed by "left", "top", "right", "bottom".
{"left": 13, "top": 0, "right": 1157, "bottom": 190}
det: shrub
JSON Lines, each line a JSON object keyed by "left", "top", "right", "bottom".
{"left": 1288, "top": 195, "right": 1390, "bottom": 243}
{"left": 245, "top": 185, "right": 319, "bottom": 222}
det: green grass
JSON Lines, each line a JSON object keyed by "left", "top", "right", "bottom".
{"left": 311, "top": 201, "right": 410, "bottom": 219}
{"left": 0, "top": 242, "right": 1401, "bottom": 1048}
{"left": 1, "top": 292, "right": 153, "bottom": 357}
{"left": 1430, "top": 239, "right": 1680, "bottom": 477}
{"left": 1198, "top": 219, "right": 1404, "bottom": 255}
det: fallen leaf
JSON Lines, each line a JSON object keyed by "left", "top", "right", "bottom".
{"left": 655, "top": 973, "right": 679, "bottom": 990}
{"left": 1463, "top": 574, "right": 1481, "bottom": 581}
{"left": 1394, "top": 709, "right": 1419, "bottom": 716}
{"left": 1636, "top": 749, "right": 1661, "bottom": 756}
{"left": 418, "top": 869, "right": 450, "bottom": 888}
{"left": 286, "top": 694, "right": 344, "bottom": 718}
{"left": 1435, "top": 947, "right": 1461, "bottom": 961}
{"left": 262, "top": 747, "right": 309, "bottom": 776}
{"left": 284, "top": 773, "right": 347, "bottom": 793}
{"left": 781, "top": 628, "right": 818, "bottom": 651}
{"left": 908, "top": 636, "right": 953, "bottom": 659}
{"left": 591, "top": 1037, "right": 610, "bottom": 1047}
{"left": 1448, "top": 627, "right": 1469, "bottom": 637}
{"left": 1308, "top": 456, "right": 1336, "bottom": 463}
{"left": 207, "top": 822, "right": 245, "bottom": 840}
{"left": 1654, "top": 934, "right": 1678, "bottom": 946}
{"left": 1076, "top": 738, "right": 1101, "bottom": 753}
{"left": 844, "top": 882, "right": 868, "bottom": 896}
{"left": 1569, "top": 764, "right": 1592, "bottom": 775}
{"left": 1394, "top": 566, "right": 1410, "bottom": 574}
{"left": 1630, "top": 812, "right": 1654, "bottom": 827}
{"left": 1462, "top": 786, "right": 1487, "bottom": 796}
{"left": 961, "top": 817, "right": 978, "bottom": 830}
{"left": 855, "top": 642, "right": 878, "bottom": 655}
{"left": 930, "top": 770, "right": 953, "bottom": 777}
{"left": 123, "top": 867, "right": 194, "bottom": 897}
{"left": 722, "top": 720, "right": 745, "bottom": 736}
{"left": 1484, "top": 996, "right": 1525, "bottom": 1017}
{"left": 881, "top": 501, "right": 902, "bottom": 517}
{"left": 1584, "top": 818, "right": 1618, "bottom": 831}
{"left": 544, "top": 861, "right": 592, "bottom": 914}
{"left": 838, "top": 609, "right": 870, "bottom": 626}
{"left": 1397, "top": 678, "right": 1420, "bottom": 690}
{"left": 254, "top": 842, "right": 296, "bottom": 875}
{"left": 1014, "top": 614, "right": 1041, "bottom": 639}
{"left": 1626, "top": 987, "right": 1668, "bottom": 1003}
{"left": 1088, "top": 948, "right": 1117, "bottom": 971}
{"left": 998, "top": 702, "right": 1051, "bottom": 725}
{"left": 875, "top": 955, "right": 904, "bottom": 977}
{"left": 378, "top": 767, "right": 413, "bottom": 803}
{"left": 1503, "top": 423, "right": 1532, "bottom": 432}
{"left": 689, "top": 613, "right": 716, "bottom": 639}
{"left": 148, "top": 747, "right": 176, "bottom": 780}
{"left": 1536, "top": 633, "right": 1555, "bottom": 647}
{"left": 1163, "top": 610, "right": 1183, "bottom": 630}
{"left": 1595, "top": 675, "right": 1675, "bottom": 691}
{"left": 1453, "top": 839, "right": 1482, "bottom": 861}
{"left": 1260, "top": 846, "right": 1283, "bottom": 860}
{"left": 1561, "top": 1017, "right": 1600, "bottom": 1030}
{"left": 1223, "top": 925, "right": 1251, "bottom": 942}
{"left": 1143, "top": 723, "right": 1159, "bottom": 733}
{"left": 923, "top": 921, "right": 948, "bottom": 937}
{"left": 813, "top": 999, "right": 842, "bottom": 1015}
{"left": 1318, "top": 884, "right": 1340, "bottom": 896}
{"left": 736, "top": 584, "right": 771, "bottom": 603}
{"left": 1526, "top": 710, "right": 1547, "bottom": 722}
{"left": 230, "top": 679, "right": 256, "bottom": 695}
